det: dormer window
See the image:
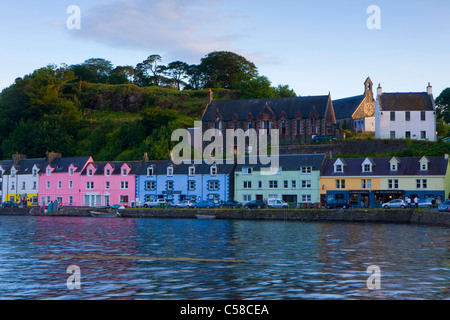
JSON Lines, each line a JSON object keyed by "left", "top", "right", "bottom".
{"left": 189, "top": 166, "right": 195, "bottom": 176}
{"left": 243, "top": 167, "right": 252, "bottom": 175}
{"left": 122, "top": 168, "right": 127, "bottom": 176}
{"left": 46, "top": 168, "right": 50, "bottom": 176}
{"left": 333, "top": 158, "right": 346, "bottom": 174}
{"left": 167, "top": 166, "right": 173, "bottom": 176}
{"left": 390, "top": 157, "right": 400, "bottom": 172}
{"left": 147, "top": 167, "right": 154, "bottom": 176}
{"left": 211, "top": 165, "right": 217, "bottom": 176}
{"left": 419, "top": 156, "right": 429, "bottom": 171}
{"left": 88, "top": 169, "right": 93, "bottom": 176}
{"left": 69, "top": 168, "right": 74, "bottom": 176}
{"left": 361, "top": 158, "right": 374, "bottom": 173}
{"left": 105, "top": 169, "right": 111, "bottom": 176}
{"left": 33, "top": 169, "right": 38, "bottom": 176}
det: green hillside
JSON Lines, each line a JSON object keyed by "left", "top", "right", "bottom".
{"left": 0, "top": 51, "right": 296, "bottom": 161}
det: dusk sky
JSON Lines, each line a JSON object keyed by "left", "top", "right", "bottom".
{"left": 1, "top": 0, "right": 449, "bottom": 99}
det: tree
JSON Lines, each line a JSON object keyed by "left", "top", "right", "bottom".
{"left": 198, "top": 51, "right": 258, "bottom": 89}
{"left": 274, "top": 84, "right": 297, "bottom": 98}
{"left": 109, "top": 66, "right": 135, "bottom": 84}
{"left": 70, "top": 58, "right": 113, "bottom": 83}
{"left": 436, "top": 88, "right": 450, "bottom": 123}
{"left": 236, "top": 76, "right": 276, "bottom": 99}
{"left": 163, "top": 61, "right": 190, "bottom": 90}
{"left": 185, "top": 64, "right": 203, "bottom": 90}
{"left": 137, "top": 54, "right": 163, "bottom": 86}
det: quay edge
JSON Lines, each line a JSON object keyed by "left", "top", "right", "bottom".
{"left": 0, "top": 207, "right": 449, "bottom": 228}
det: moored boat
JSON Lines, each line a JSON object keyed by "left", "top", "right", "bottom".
{"left": 196, "top": 214, "right": 216, "bottom": 220}
{"left": 90, "top": 211, "right": 121, "bottom": 218}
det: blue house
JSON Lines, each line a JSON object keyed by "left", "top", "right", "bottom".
{"left": 135, "top": 159, "right": 235, "bottom": 205}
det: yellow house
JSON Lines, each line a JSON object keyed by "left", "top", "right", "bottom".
{"left": 320, "top": 156, "right": 450, "bottom": 207}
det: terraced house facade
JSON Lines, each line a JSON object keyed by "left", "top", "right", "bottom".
{"left": 38, "top": 152, "right": 93, "bottom": 207}
{"left": 80, "top": 161, "right": 141, "bottom": 207}
{"left": 1, "top": 154, "right": 46, "bottom": 206}
{"left": 135, "top": 159, "right": 235, "bottom": 206}
{"left": 320, "top": 156, "right": 450, "bottom": 207}
{"left": 234, "top": 154, "right": 326, "bottom": 206}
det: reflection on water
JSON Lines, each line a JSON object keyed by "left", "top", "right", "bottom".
{"left": 0, "top": 216, "right": 448, "bottom": 299}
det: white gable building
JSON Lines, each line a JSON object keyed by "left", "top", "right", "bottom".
{"left": 375, "top": 83, "right": 437, "bottom": 142}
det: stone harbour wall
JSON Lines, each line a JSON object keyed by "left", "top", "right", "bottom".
{"left": 0, "top": 206, "right": 449, "bottom": 227}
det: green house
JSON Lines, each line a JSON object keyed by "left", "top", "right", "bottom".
{"left": 234, "top": 154, "right": 326, "bottom": 207}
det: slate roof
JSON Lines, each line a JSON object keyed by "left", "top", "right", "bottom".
{"left": 134, "top": 160, "right": 169, "bottom": 175}
{"left": 0, "top": 160, "right": 13, "bottom": 171}
{"left": 202, "top": 96, "right": 331, "bottom": 122}
{"left": 235, "top": 154, "right": 326, "bottom": 172}
{"left": 47, "top": 157, "right": 92, "bottom": 173}
{"left": 1, "top": 158, "right": 47, "bottom": 175}
{"left": 332, "top": 95, "right": 364, "bottom": 119}
{"left": 136, "top": 160, "right": 236, "bottom": 175}
{"left": 321, "top": 157, "right": 448, "bottom": 177}
{"left": 80, "top": 161, "right": 142, "bottom": 175}
{"left": 378, "top": 92, "right": 434, "bottom": 111}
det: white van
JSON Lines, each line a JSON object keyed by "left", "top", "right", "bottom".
{"left": 267, "top": 199, "right": 288, "bottom": 209}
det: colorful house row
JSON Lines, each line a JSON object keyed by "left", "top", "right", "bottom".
{"left": 1, "top": 151, "right": 450, "bottom": 208}
{"left": 0, "top": 152, "right": 236, "bottom": 207}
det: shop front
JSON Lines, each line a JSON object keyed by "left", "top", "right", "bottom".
{"left": 349, "top": 190, "right": 371, "bottom": 208}
{"left": 373, "top": 190, "right": 405, "bottom": 207}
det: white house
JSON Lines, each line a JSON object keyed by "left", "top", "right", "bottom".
{"left": 375, "top": 83, "right": 437, "bottom": 141}
{"left": 1, "top": 155, "right": 46, "bottom": 206}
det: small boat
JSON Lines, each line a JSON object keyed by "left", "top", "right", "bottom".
{"left": 196, "top": 214, "right": 216, "bottom": 220}
{"left": 90, "top": 211, "right": 121, "bottom": 218}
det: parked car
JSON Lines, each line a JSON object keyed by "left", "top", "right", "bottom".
{"left": 244, "top": 200, "right": 266, "bottom": 209}
{"left": 267, "top": 199, "right": 288, "bottom": 209}
{"left": 220, "top": 201, "right": 243, "bottom": 209}
{"left": 418, "top": 198, "right": 435, "bottom": 208}
{"left": 143, "top": 199, "right": 167, "bottom": 208}
{"left": 176, "top": 200, "right": 194, "bottom": 208}
{"left": 382, "top": 199, "right": 407, "bottom": 209}
{"left": 438, "top": 200, "right": 450, "bottom": 212}
{"left": 194, "top": 200, "right": 218, "bottom": 209}
{"left": 110, "top": 204, "right": 125, "bottom": 209}
{"left": 1, "top": 201, "right": 19, "bottom": 208}
{"left": 325, "top": 199, "right": 350, "bottom": 209}
{"left": 313, "top": 135, "right": 336, "bottom": 144}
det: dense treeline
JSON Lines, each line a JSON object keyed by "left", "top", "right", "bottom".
{"left": 0, "top": 51, "right": 296, "bottom": 161}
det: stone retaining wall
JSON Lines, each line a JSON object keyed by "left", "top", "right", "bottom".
{"left": 0, "top": 207, "right": 449, "bottom": 227}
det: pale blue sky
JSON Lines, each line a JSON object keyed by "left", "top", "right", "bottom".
{"left": 1, "top": 0, "right": 449, "bottom": 99}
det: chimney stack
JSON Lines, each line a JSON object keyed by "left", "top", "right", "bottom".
{"left": 12, "top": 152, "right": 26, "bottom": 165}
{"left": 207, "top": 89, "right": 213, "bottom": 105}
{"left": 427, "top": 82, "right": 433, "bottom": 95}
{"left": 45, "top": 151, "right": 62, "bottom": 164}
{"left": 377, "top": 83, "right": 382, "bottom": 96}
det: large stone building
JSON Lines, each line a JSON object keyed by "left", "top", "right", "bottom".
{"left": 332, "top": 77, "right": 376, "bottom": 132}
{"left": 201, "top": 91, "right": 339, "bottom": 146}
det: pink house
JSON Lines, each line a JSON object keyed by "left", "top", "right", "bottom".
{"left": 39, "top": 154, "right": 93, "bottom": 207}
{"left": 80, "top": 161, "right": 141, "bottom": 207}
